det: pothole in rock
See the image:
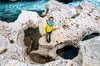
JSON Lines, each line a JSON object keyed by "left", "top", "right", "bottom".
{"left": 24, "top": 27, "right": 55, "bottom": 64}
{"left": 71, "top": 13, "right": 80, "bottom": 19}
{"left": 29, "top": 53, "right": 55, "bottom": 64}
{"left": 24, "top": 27, "right": 41, "bottom": 55}
{"left": 82, "top": 33, "right": 100, "bottom": 41}
{"left": 56, "top": 45, "right": 79, "bottom": 59}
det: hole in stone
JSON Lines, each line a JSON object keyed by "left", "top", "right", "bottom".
{"left": 57, "top": 0, "right": 82, "bottom": 4}
{"left": 71, "top": 13, "right": 80, "bottom": 19}
{"left": 82, "top": 33, "right": 100, "bottom": 41}
{"left": 57, "top": 0, "right": 73, "bottom": 4}
{"left": 24, "top": 27, "right": 41, "bottom": 55}
{"left": 29, "top": 53, "right": 55, "bottom": 64}
{"left": 10, "top": 40, "right": 14, "bottom": 43}
{"left": 56, "top": 45, "right": 79, "bottom": 59}
{"left": 62, "top": 25, "right": 69, "bottom": 30}
{"left": 0, "top": 48, "right": 8, "bottom": 55}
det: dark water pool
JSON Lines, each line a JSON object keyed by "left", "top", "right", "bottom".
{"left": 57, "top": 45, "right": 79, "bottom": 59}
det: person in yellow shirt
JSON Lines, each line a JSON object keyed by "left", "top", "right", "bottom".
{"left": 43, "top": 16, "right": 55, "bottom": 43}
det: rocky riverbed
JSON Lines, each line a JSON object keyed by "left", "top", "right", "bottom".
{"left": 0, "top": 0, "right": 100, "bottom": 66}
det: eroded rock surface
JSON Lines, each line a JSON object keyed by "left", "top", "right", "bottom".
{"left": 0, "top": 11, "right": 40, "bottom": 66}
{"left": 80, "top": 36, "right": 100, "bottom": 66}
{"left": 0, "top": 0, "right": 100, "bottom": 66}
{"left": 5, "top": 59, "right": 80, "bottom": 66}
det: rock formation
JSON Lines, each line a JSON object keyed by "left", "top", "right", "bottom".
{"left": 0, "top": 0, "right": 100, "bottom": 66}
{"left": 0, "top": 10, "right": 40, "bottom": 66}
{"left": 80, "top": 36, "right": 100, "bottom": 66}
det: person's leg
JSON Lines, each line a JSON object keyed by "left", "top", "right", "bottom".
{"left": 48, "top": 31, "right": 52, "bottom": 43}
{"left": 46, "top": 32, "right": 49, "bottom": 43}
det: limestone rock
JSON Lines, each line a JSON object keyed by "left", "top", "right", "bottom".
{"left": 0, "top": 34, "right": 8, "bottom": 55}
{"left": 0, "top": 0, "right": 100, "bottom": 66}
{"left": 36, "top": 1, "right": 100, "bottom": 66}
{"left": 39, "top": 27, "right": 69, "bottom": 45}
{"left": 15, "top": 10, "right": 40, "bottom": 30}
{"left": 5, "top": 59, "right": 80, "bottom": 66}
{"left": 80, "top": 36, "right": 100, "bottom": 66}
{"left": 5, "top": 36, "right": 100, "bottom": 66}
{"left": 0, "top": 11, "right": 40, "bottom": 66}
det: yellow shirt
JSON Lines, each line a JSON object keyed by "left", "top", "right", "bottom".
{"left": 43, "top": 22, "right": 55, "bottom": 34}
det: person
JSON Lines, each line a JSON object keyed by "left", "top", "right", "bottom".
{"left": 42, "top": 16, "right": 55, "bottom": 43}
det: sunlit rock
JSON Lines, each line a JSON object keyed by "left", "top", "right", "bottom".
{"left": 80, "top": 36, "right": 100, "bottom": 66}
{"left": 5, "top": 59, "right": 80, "bottom": 66}
{"left": 0, "top": 10, "right": 41, "bottom": 66}
{"left": 0, "top": 0, "right": 100, "bottom": 66}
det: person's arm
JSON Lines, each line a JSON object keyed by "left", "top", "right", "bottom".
{"left": 52, "top": 26, "right": 59, "bottom": 31}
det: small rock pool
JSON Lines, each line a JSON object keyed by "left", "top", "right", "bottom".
{"left": 57, "top": 45, "right": 79, "bottom": 59}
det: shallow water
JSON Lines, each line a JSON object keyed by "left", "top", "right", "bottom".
{"left": 0, "top": 0, "right": 100, "bottom": 22}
